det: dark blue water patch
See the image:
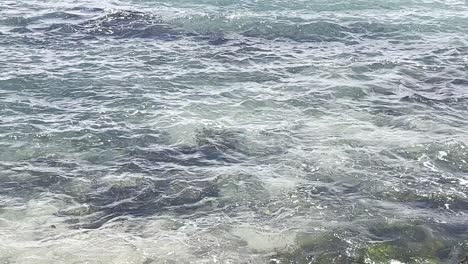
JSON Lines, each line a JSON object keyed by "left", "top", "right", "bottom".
{"left": 14, "top": 9, "right": 232, "bottom": 44}
{"left": 67, "top": 6, "right": 105, "bottom": 13}
{"left": 0, "top": 16, "right": 34, "bottom": 27}
{"left": 375, "top": 188, "right": 468, "bottom": 213}
{"left": 238, "top": 20, "right": 437, "bottom": 43}
{"left": 116, "top": 159, "right": 154, "bottom": 174}
{"left": 436, "top": 222, "right": 468, "bottom": 240}
{"left": 401, "top": 93, "right": 459, "bottom": 107}
{"left": 81, "top": 19, "right": 181, "bottom": 40}
{"left": 368, "top": 105, "right": 408, "bottom": 117}
{"left": 347, "top": 21, "right": 416, "bottom": 37}
{"left": 242, "top": 21, "right": 351, "bottom": 43}
{"left": 422, "top": 76, "right": 460, "bottom": 89}
{"left": 62, "top": 177, "right": 219, "bottom": 229}
{"left": 451, "top": 78, "right": 468, "bottom": 86}
{"left": 195, "top": 127, "right": 244, "bottom": 152}
{"left": 411, "top": 196, "right": 468, "bottom": 212}
{"left": 30, "top": 157, "right": 80, "bottom": 170}
{"left": 0, "top": 12, "right": 83, "bottom": 28}
{"left": 128, "top": 145, "right": 243, "bottom": 168}
{"left": 108, "top": 128, "right": 251, "bottom": 177}
{"left": 360, "top": 100, "right": 409, "bottom": 117}
{"left": 36, "top": 11, "right": 84, "bottom": 21}
{"left": 26, "top": 10, "right": 181, "bottom": 41}
{"left": 65, "top": 129, "right": 168, "bottom": 152}
{"left": 42, "top": 23, "right": 82, "bottom": 34}
{"left": 9, "top": 27, "right": 33, "bottom": 33}
{"left": 0, "top": 99, "right": 67, "bottom": 116}
{"left": 0, "top": 161, "right": 73, "bottom": 198}
{"left": 206, "top": 35, "right": 230, "bottom": 45}
{"left": 398, "top": 84, "right": 468, "bottom": 113}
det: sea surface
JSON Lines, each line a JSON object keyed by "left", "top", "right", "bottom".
{"left": 0, "top": 0, "right": 467, "bottom": 263}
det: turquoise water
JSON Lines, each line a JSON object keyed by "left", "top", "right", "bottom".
{"left": 0, "top": 0, "right": 467, "bottom": 263}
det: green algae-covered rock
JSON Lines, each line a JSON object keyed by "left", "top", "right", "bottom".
{"left": 357, "top": 221, "right": 451, "bottom": 264}
{"left": 357, "top": 243, "right": 441, "bottom": 264}
{"left": 268, "top": 231, "right": 360, "bottom": 264}
{"left": 266, "top": 221, "right": 456, "bottom": 264}
{"left": 360, "top": 243, "right": 398, "bottom": 263}
{"left": 409, "top": 257, "right": 440, "bottom": 264}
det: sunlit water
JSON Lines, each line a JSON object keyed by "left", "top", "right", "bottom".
{"left": 0, "top": 0, "right": 467, "bottom": 263}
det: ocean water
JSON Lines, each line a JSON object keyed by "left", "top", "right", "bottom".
{"left": 0, "top": 0, "right": 467, "bottom": 263}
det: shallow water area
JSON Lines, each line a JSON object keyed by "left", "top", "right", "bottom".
{"left": 0, "top": 0, "right": 468, "bottom": 263}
